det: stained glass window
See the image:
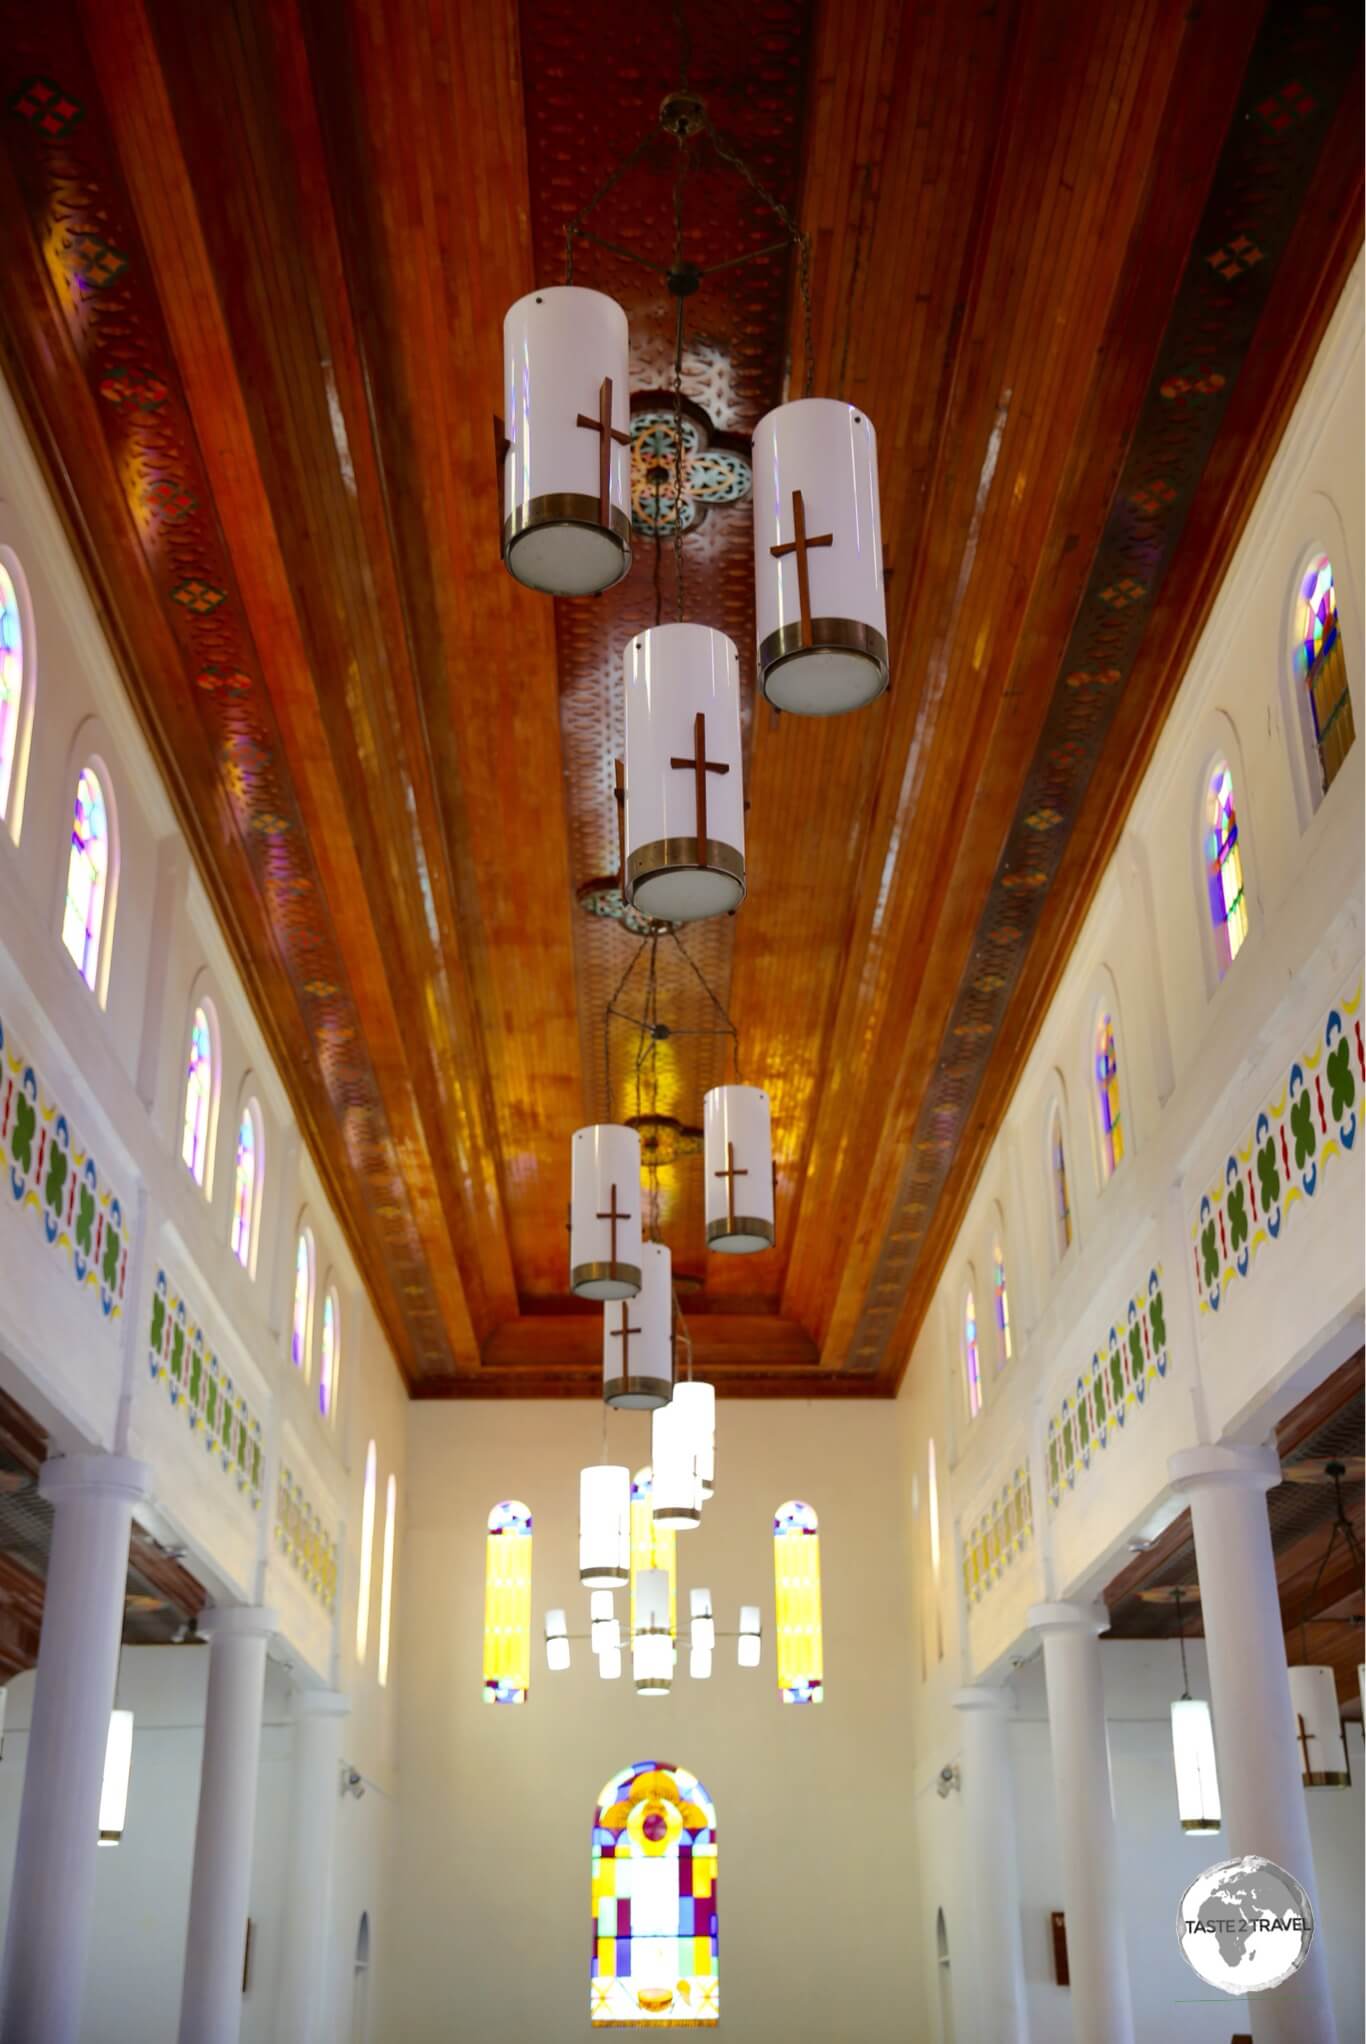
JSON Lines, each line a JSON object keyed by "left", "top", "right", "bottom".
{"left": 630, "top": 1467, "right": 677, "bottom": 1642}
{"left": 319, "top": 1286, "right": 339, "bottom": 1419}
{"left": 291, "top": 1229, "right": 314, "bottom": 1376}
{"left": 992, "top": 1233, "right": 1012, "bottom": 1366}
{"left": 591, "top": 1761, "right": 718, "bottom": 2026}
{"left": 356, "top": 1440, "right": 377, "bottom": 1664}
{"left": 1050, "top": 1106, "right": 1072, "bottom": 1258}
{"left": 1095, "top": 1014, "right": 1123, "bottom": 1181}
{"left": 1295, "top": 555, "right": 1354, "bottom": 795}
{"left": 62, "top": 766, "right": 111, "bottom": 995}
{"left": 230, "top": 1102, "right": 261, "bottom": 1271}
{"left": 378, "top": 1472, "right": 397, "bottom": 1688}
{"left": 774, "top": 1499, "right": 823, "bottom": 1704}
{"left": 927, "top": 1438, "right": 943, "bottom": 1664}
{"left": 1205, "top": 764, "right": 1247, "bottom": 973}
{"left": 181, "top": 1007, "right": 215, "bottom": 1187}
{"left": 483, "top": 1500, "right": 532, "bottom": 1704}
{"left": 963, "top": 1291, "right": 982, "bottom": 1417}
{"left": 0, "top": 560, "right": 24, "bottom": 825}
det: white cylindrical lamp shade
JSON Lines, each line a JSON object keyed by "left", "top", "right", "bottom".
{"left": 98, "top": 1709, "right": 134, "bottom": 1846}
{"left": 689, "top": 1585, "right": 715, "bottom": 1653}
{"left": 590, "top": 1591, "right": 621, "bottom": 1657}
{"left": 690, "top": 1645, "right": 713, "bottom": 1681}
{"left": 570, "top": 1124, "right": 643, "bottom": 1299}
{"left": 545, "top": 1610, "right": 571, "bottom": 1672}
{"left": 603, "top": 1240, "right": 673, "bottom": 1409}
{"left": 704, "top": 1084, "right": 774, "bottom": 1253}
{"left": 579, "top": 1464, "right": 631, "bottom": 1588}
{"left": 1170, "top": 1698, "right": 1221, "bottom": 1833}
{"left": 1289, "top": 1664, "right": 1350, "bottom": 1785}
{"left": 753, "top": 398, "right": 888, "bottom": 715}
{"left": 599, "top": 1645, "right": 623, "bottom": 1681}
{"left": 633, "top": 1567, "right": 673, "bottom": 1695}
{"left": 651, "top": 1395, "right": 701, "bottom": 1531}
{"left": 738, "top": 1604, "right": 762, "bottom": 1668}
{"left": 672, "top": 1379, "right": 716, "bottom": 1499}
{"left": 623, "top": 624, "right": 745, "bottom": 922}
{"left": 501, "top": 287, "right": 632, "bottom": 595}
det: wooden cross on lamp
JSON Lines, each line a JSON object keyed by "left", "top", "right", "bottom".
{"left": 670, "top": 711, "right": 729, "bottom": 845}
{"left": 714, "top": 1140, "right": 748, "bottom": 1226}
{"left": 596, "top": 1183, "right": 632, "bottom": 1265}
{"left": 610, "top": 1303, "right": 642, "bottom": 1369}
{"left": 770, "top": 487, "right": 832, "bottom": 648}
{"left": 576, "top": 375, "right": 629, "bottom": 527}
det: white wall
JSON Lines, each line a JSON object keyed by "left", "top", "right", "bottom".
{"left": 386, "top": 1399, "right": 919, "bottom": 2044}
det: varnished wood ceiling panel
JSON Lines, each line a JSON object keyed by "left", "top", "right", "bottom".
{"left": 0, "top": 0, "right": 1358, "bottom": 1394}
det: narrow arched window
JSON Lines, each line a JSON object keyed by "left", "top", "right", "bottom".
{"left": 963, "top": 1289, "right": 982, "bottom": 1418}
{"left": 356, "top": 1439, "right": 377, "bottom": 1664}
{"left": 230, "top": 1100, "right": 263, "bottom": 1272}
{"left": 482, "top": 1499, "right": 532, "bottom": 1704}
{"left": 291, "top": 1228, "right": 315, "bottom": 1376}
{"left": 1049, "top": 1105, "right": 1072, "bottom": 1259}
{"left": 1205, "top": 763, "right": 1247, "bottom": 973}
{"left": 0, "top": 556, "right": 30, "bottom": 832}
{"left": 1295, "top": 555, "right": 1354, "bottom": 796}
{"left": 1095, "top": 1013, "right": 1123, "bottom": 1181}
{"left": 992, "top": 1233, "right": 1012, "bottom": 1366}
{"left": 591, "top": 1762, "right": 717, "bottom": 2026}
{"left": 378, "top": 1472, "right": 397, "bottom": 1688}
{"left": 630, "top": 1465, "right": 677, "bottom": 1642}
{"left": 319, "top": 1284, "right": 340, "bottom": 1419}
{"left": 180, "top": 1006, "right": 216, "bottom": 1188}
{"left": 62, "top": 765, "right": 113, "bottom": 997}
{"left": 774, "top": 1500, "right": 823, "bottom": 1704}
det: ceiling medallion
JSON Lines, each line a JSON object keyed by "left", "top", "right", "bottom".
{"left": 629, "top": 397, "right": 752, "bottom": 537}
{"left": 624, "top": 1112, "right": 704, "bottom": 1167}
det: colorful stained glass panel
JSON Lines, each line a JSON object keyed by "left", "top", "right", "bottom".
{"left": 181, "top": 1009, "right": 213, "bottom": 1184}
{"left": 62, "top": 767, "right": 110, "bottom": 993}
{"left": 964, "top": 1293, "right": 982, "bottom": 1417}
{"left": 1095, "top": 1015, "right": 1123, "bottom": 1179}
{"left": 0, "top": 562, "right": 22, "bottom": 823}
{"left": 1205, "top": 765, "right": 1248, "bottom": 970}
{"left": 591, "top": 1761, "right": 717, "bottom": 2026}
{"left": 1295, "top": 556, "right": 1354, "bottom": 793}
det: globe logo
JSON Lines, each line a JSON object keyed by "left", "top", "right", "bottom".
{"left": 1177, "top": 1856, "right": 1315, "bottom": 1995}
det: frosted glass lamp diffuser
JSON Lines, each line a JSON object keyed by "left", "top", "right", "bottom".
{"left": 545, "top": 1610, "right": 571, "bottom": 1673}
{"left": 1289, "top": 1664, "right": 1350, "bottom": 1785}
{"left": 579, "top": 1463, "right": 631, "bottom": 1587}
{"left": 703, "top": 1085, "right": 775, "bottom": 1253}
{"left": 633, "top": 1567, "right": 674, "bottom": 1695}
{"left": 99, "top": 1708, "right": 134, "bottom": 1846}
{"left": 1170, "top": 1698, "right": 1221, "bottom": 1833}
{"left": 570, "top": 1124, "right": 643, "bottom": 1299}
{"left": 624, "top": 623, "right": 746, "bottom": 921}
{"left": 737, "top": 1604, "right": 762, "bottom": 1669}
{"left": 603, "top": 1240, "right": 674, "bottom": 1409}
{"left": 652, "top": 1396, "right": 702, "bottom": 1530}
{"left": 673, "top": 1380, "right": 716, "bottom": 1498}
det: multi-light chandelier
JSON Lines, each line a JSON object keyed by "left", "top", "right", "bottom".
{"left": 496, "top": 24, "right": 886, "bottom": 1695}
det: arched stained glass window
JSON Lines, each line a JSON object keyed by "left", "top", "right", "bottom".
{"left": 774, "top": 1500, "right": 823, "bottom": 1704}
{"left": 963, "top": 1291, "right": 982, "bottom": 1418}
{"left": 1049, "top": 1106, "right": 1072, "bottom": 1260}
{"left": 62, "top": 766, "right": 112, "bottom": 996}
{"left": 319, "top": 1286, "right": 339, "bottom": 1419}
{"left": 231, "top": 1101, "right": 262, "bottom": 1272}
{"left": 630, "top": 1466, "right": 677, "bottom": 1642}
{"left": 992, "top": 1234, "right": 1012, "bottom": 1366}
{"left": 591, "top": 1761, "right": 717, "bottom": 2027}
{"left": 927, "top": 1438, "right": 943, "bottom": 1665}
{"left": 378, "top": 1472, "right": 397, "bottom": 1688}
{"left": 356, "top": 1439, "right": 377, "bottom": 1664}
{"left": 483, "top": 1499, "right": 532, "bottom": 1704}
{"left": 1295, "top": 555, "right": 1354, "bottom": 795}
{"left": 181, "top": 1007, "right": 215, "bottom": 1187}
{"left": 1095, "top": 1014, "right": 1123, "bottom": 1181}
{"left": 1205, "top": 764, "right": 1247, "bottom": 973}
{"left": 291, "top": 1229, "right": 314, "bottom": 1376}
{"left": 0, "top": 560, "right": 25, "bottom": 827}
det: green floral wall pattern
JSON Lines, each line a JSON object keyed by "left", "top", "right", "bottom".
{"left": 1191, "top": 977, "right": 1362, "bottom": 1316}
{"left": 1046, "top": 1267, "right": 1170, "bottom": 1508}
{"left": 0, "top": 1011, "right": 130, "bottom": 1320}
{"left": 147, "top": 1269, "right": 264, "bottom": 1510}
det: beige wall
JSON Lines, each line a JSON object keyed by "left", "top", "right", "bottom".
{"left": 386, "top": 1398, "right": 918, "bottom": 2043}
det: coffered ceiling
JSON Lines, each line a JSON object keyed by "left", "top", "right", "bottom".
{"left": 0, "top": 0, "right": 1359, "bottom": 1394}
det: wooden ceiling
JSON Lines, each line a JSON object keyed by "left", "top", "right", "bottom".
{"left": 0, "top": 0, "right": 1359, "bottom": 1395}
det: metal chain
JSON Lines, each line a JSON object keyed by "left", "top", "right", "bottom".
{"left": 671, "top": 131, "right": 690, "bottom": 622}
{"left": 698, "top": 110, "right": 814, "bottom": 397}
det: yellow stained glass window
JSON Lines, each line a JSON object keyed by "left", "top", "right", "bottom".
{"left": 483, "top": 1499, "right": 532, "bottom": 1704}
{"left": 774, "top": 1499, "right": 823, "bottom": 1704}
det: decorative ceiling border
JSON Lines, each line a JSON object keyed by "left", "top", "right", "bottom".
{"left": 0, "top": 13, "right": 451, "bottom": 1374}
{"left": 845, "top": 0, "right": 1360, "bottom": 1373}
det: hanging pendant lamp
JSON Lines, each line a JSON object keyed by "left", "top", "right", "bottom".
{"left": 633, "top": 1567, "right": 674, "bottom": 1695}
{"left": 737, "top": 1604, "right": 762, "bottom": 1668}
{"left": 579, "top": 1464, "right": 631, "bottom": 1588}
{"left": 99, "top": 1708, "right": 135, "bottom": 1846}
{"left": 651, "top": 1393, "right": 701, "bottom": 1531}
{"left": 570, "top": 1124, "right": 643, "bottom": 1299}
{"left": 1289, "top": 1665, "right": 1351, "bottom": 1786}
{"left": 623, "top": 623, "right": 745, "bottom": 922}
{"left": 500, "top": 287, "right": 632, "bottom": 596}
{"left": 703, "top": 1084, "right": 774, "bottom": 1252}
{"left": 1170, "top": 1698, "right": 1221, "bottom": 1833}
{"left": 603, "top": 1240, "right": 674, "bottom": 1409}
{"left": 753, "top": 399, "right": 888, "bottom": 716}
{"left": 671, "top": 1379, "right": 715, "bottom": 1501}
{"left": 545, "top": 1609, "right": 571, "bottom": 1672}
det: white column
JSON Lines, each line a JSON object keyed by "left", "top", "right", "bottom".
{"left": 274, "top": 1689, "right": 351, "bottom": 2044}
{"left": 176, "top": 1606, "right": 276, "bottom": 2044}
{"left": 0, "top": 1452, "right": 148, "bottom": 2044}
{"left": 1170, "top": 1444, "right": 1338, "bottom": 2044}
{"left": 1028, "top": 1601, "right": 1135, "bottom": 2044}
{"left": 952, "top": 1687, "right": 1030, "bottom": 2043}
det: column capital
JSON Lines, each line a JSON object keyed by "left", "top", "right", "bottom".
{"left": 1168, "top": 1442, "right": 1280, "bottom": 1496}
{"left": 293, "top": 1687, "right": 350, "bottom": 1721}
{"left": 1028, "top": 1599, "right": 1108, "bottom": 1638}
{"left": 198, "top": 1604, "right": 278, "bottom": 1643}
{"left": 952, "top": 1684, "right": 1012, "bottom": 1714}
{"left": 39, "top": 1452, "right": 149, "bottom": 1509}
